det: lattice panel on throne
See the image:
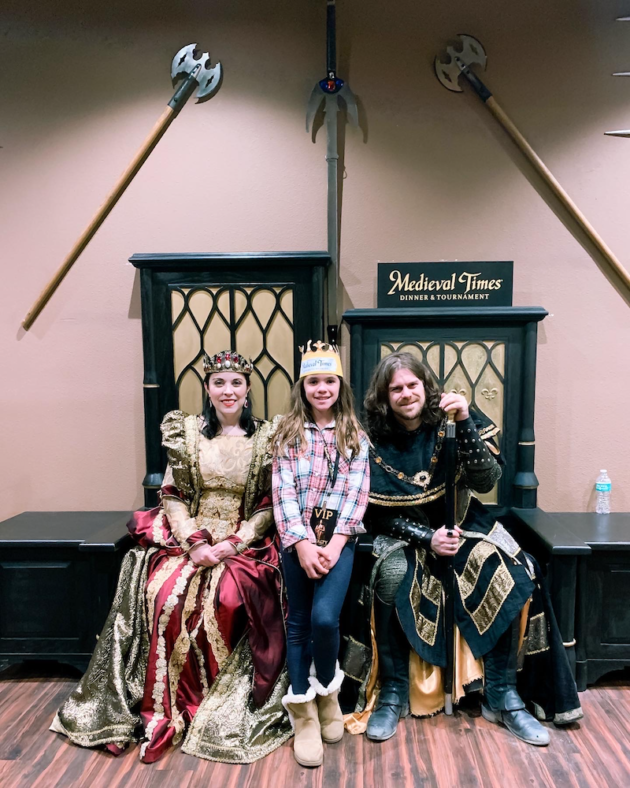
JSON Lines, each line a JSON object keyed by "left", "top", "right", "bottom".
{"left": 172, "top": 285, "right": 295, "bottom": 420}
{"left": 381, "top": 340, "right": 505, "bottom": 504}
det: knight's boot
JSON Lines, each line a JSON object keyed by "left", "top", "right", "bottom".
{"left": 310, "top": 662, "right": 345, "bottom": 744}
{"left": 366, "top": 597, "right": 410, "bottom": 742}
{"left": 282, "top": 685, "right": 323, "bottom": 767}
{"left": 482, "top": 616, "right": 550, "bottom": 746}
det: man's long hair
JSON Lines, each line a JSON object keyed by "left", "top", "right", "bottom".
{"left": 274, "top": 377, "right": 364, "bottom": 458}
{"left": 364, "top": 352, "right": 442, "bottom": 442}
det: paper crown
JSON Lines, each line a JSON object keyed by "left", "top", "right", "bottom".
{"left": 299, "top": 340, "right": 343, "bottom": 378}
{"left": 203, "top": 350, "right": 254, "bottom": 375}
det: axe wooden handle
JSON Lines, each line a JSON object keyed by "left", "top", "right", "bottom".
{"left": 485, "top": 95, "right": 630, "bottom": 295}
{"left": 22, "top": 104, "right": 177, "bottom": 331}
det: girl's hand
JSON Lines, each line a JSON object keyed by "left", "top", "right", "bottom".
{"left": 430, "top": 525, "right": 462, "bottom": 556}
{"left": 439, "top": 392, "right": 469, "bottom": 422}
{"left": 295, "top": 540, "right": 330, "bottom": 579}
{"left": 189, "top": 543, "right": 221, "bottom": 567}
{"left": 319, "top": 534, "right": 349, "bottom": 571}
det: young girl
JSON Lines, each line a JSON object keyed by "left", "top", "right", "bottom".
{"left": 272, "top": 340, "right": 370, "bottom": 767}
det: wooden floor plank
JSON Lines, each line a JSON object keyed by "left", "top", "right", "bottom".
{"left": 1, "top": 665, "right": 628, "bottom": 788}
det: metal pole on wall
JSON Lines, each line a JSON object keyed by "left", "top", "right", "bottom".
{"left": 306, "top": 0, "right": 358, "bottom": 343}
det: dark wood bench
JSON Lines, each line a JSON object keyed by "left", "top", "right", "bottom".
{"left": 0, "top": 512, "right": 133, "bottom": 673}
{"left": 509, "top": 509, "right": 630, "bottom": 690}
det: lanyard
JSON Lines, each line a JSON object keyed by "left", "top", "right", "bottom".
{"left": 319, "top": 432, "right": 340, "bottom": 509}
{"left": 320, "top": 434, "right": 340, "bottom": 489}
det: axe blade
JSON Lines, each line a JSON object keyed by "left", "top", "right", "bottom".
{"left": 171, "top": 43, "right": 222, "bottom": 101}
{"left": 435, "top": 34, "right": 487, "bottom": 92}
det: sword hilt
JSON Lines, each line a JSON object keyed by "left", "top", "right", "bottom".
{"left": 326, "top": 0, "right": 337, "bottom": 75}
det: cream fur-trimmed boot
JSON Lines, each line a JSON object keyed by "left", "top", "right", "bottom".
{"left": 310, "top": 662, "right": 345, "bottom": 744}
{"left": 282, "top": 685, "right": 323, "bottom": 767}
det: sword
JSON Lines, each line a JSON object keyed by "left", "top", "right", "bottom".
{"left": 443, "top": 410, "right": 457, "bottom": 715}
{"left": 22, "top": 43, "right": 221, "bottom": 331}
{"left": 306, "top": 0, "right": 358, "bottom": 340}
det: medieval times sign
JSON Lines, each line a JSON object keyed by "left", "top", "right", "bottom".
{"left": 377, "top": 262, "right": 513, "bottom": 308}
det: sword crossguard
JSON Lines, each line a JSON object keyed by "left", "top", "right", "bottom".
{"left": 171, "top": 43, "right": 222, "bottom": 102}
{"left": 306, "top": 79, "right": 358, "bottom": 132}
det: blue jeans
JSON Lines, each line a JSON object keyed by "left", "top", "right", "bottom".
{"left": 281, "top": 540, "right": 356, "bottom": 694}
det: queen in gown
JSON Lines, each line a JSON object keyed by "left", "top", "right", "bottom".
{"left": 51, "top": 351, "right": 291, "bottom": 763}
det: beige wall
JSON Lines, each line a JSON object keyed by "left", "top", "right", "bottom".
{"left": 2, "top": 0, "right": 629, "bottom": 520}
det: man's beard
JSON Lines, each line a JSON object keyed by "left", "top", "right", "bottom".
{"left": 393, "top": 402, "right": 423, "bottom": 421}
{"left": 397, "top": 411, "right": 419, "bottom": 421}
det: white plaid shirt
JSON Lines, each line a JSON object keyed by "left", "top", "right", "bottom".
{"left": 272, "top": 421, "right": 370, "bottom": 549}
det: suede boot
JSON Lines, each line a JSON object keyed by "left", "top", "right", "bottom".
{"left": 482, "top": 616, "right": 550, "bottom": 746}
{"left": 282, "top": 685, "right": 323, "bottom": 767}
{"left": 366, "top": 597, "right": 410, "bottom": 742}
{"left": 310, "top": 662, "right": 345, "bottom": 744}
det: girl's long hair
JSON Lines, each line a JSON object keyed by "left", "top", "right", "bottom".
{"left": 363, "top": 352, "right": 442, "bottom": 442}
{"left": 200, "top": 373, "right": 257, "bottom": 440}
{"left": 274, "top": 377, "right": 363, "bottom": 458}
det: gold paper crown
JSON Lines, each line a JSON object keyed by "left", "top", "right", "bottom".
{"left": 203, "top": 350, "right": 254, "bottom": 375}
{"left": 299, "top": 340, "right": 343, "bottom": 378}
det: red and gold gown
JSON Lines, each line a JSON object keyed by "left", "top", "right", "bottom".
{"left": 51, "top": 411, "right": 291, "bottom": 763}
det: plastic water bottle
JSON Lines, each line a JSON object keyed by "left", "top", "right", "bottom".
{"left": 595, "top": 470, "right": 612, "bottom": 514}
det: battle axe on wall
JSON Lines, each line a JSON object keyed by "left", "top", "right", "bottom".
{"left": 22, "top": 44, "right": 221, "bottom": 331}
{"left": 435, "top": 35, "right": 630, "bottom": 304}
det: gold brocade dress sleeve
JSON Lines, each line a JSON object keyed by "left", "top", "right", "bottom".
{"left": 52, "top": 413, "right": 290, "bottom": 765}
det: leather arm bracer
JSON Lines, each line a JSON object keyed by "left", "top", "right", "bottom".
{"left": 380, "top": 517, "right": 434, "bottom": 549}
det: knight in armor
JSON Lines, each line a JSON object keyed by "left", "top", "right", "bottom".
{"left": 340, "top": 352, "right": 582, "bottom": 746}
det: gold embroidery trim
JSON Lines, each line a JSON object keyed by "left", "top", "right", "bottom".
{"left": 140, "top": 562, "right": 196, "bottom": 758}
{"left": 462, "top": 561, "right": 515, "bottom": 636}
{"left": 525, "top": 612, "right": 550, "bottom": 656}
{"left": 478, "top": 424, "right": 500, "bottom": 440}
{"left": 151, "top": 509, "right": 168, "bottom": 547}
{"left": 168, "top": 568, "right": 203, "bottom": 735}
{"left": 203, "top": 562, "right": 230, "bottom": 669}
{"left": 409, "top": 551, "right": 440, "bottom": 646}
{"left": 422, "top": 566, "right": 443, "bottom": 608}
{"left": 456, "top": 541, "right": 497, "bottom": 601}
{"left": 369, "top": 484, "right": 447, "bottom": 507}
{"left": 146, "top": 556, "right": 185, "bottom": 636}
{"left": 484, "top": 522, "right": 521, "bottom": 559}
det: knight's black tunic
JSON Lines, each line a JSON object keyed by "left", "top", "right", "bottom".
{"left": 340, "top": 409, "right": 582, "bottom": 725}
{"left": 368, "top": 410, "right": 533, "bottom": 663}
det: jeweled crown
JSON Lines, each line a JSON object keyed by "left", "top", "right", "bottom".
{"left": 202, "top": 350, "right": 254, "bottom": 375}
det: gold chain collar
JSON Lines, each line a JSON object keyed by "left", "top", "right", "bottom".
{"left": 370, "top": 419, "right": 447, "bottom": 490}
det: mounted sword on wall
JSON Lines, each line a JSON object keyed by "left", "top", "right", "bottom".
{"left": 22, "top": 44, "right": 222, "bottom": 331}
{"left": 306, "top": 0, "right": 358, "bottom": 342}
{"left": 434, "top": 34, "right": 630, "bottom": 305}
